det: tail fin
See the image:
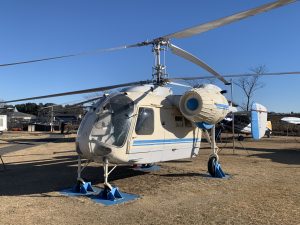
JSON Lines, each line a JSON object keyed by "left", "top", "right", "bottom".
{"left": 251, "top": 102, "right": 268, "bottom": 140}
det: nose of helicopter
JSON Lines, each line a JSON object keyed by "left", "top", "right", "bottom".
{"left": 93, "top": 141, "right": 112, "bottom": 156}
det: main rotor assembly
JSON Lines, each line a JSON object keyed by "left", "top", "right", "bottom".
{"left": 1, "top": 0, "right": 299, "bottom": 104}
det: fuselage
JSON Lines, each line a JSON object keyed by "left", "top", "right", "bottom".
{"left": 76, "top": 85, "right": 202, "bottom": 164}
{"left": 281, "top": 117, "right": 300, "bottom": 125}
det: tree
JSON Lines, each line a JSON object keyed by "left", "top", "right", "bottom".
{"left": 15, "top": 103, "right": 40, "bottom": 115}
{"left": 234, "top": 65, "right": 266, "bottom": 111}
{"left": 0, "top": 99, "right": 14, "bottom": 114}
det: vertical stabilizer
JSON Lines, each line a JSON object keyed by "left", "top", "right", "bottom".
{"left": 251, "top": 103, "right": 268, "bottom": 140}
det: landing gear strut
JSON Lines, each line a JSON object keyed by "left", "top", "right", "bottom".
{"left": 206, "top": 126, "right": 226, "bottom": 178}
{"left": 73, "top": 156, "right": 123, "bottom": 200}
{"left": 98, "top": 157, "right": 123, "bottom": 200}
{"left": 73, "top": 155, "right": 94, "bottom": 193}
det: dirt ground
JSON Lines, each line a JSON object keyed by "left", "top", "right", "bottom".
{"left": 0, "top": 133, "right": 299, "bottom": 225}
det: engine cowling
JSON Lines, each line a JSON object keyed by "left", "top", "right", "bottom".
{"left": 179, "top": 84, "right": 229, "bottom": 124}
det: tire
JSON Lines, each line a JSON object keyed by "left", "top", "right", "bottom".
{"left": 208, "top": 156, "right": 217, "bottom": 177}
{"left": 237, "top": 135, "right": 244, "bottom": 141}
{"left": 141, "top": 163, "right": 154, "bottom": 168}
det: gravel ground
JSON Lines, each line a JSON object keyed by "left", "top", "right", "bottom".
{"left": 0, "top": 134, "right": 299, "bottom": 225}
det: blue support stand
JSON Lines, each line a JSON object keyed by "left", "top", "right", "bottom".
{"left": 72, "top": 180, "right": 94, "bottom": 194}
{"left": 98, "top": 186, "right": 123, "bottom": 201}
{"left": 214, "top": 162, "right": 226, "bottom": 178}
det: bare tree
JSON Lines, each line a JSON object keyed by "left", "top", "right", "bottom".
{"left": 184, "top": 78, "right": 216, "bottom": 88}
{"left": 234, "top": 65, "right": 266, "bottom": 111}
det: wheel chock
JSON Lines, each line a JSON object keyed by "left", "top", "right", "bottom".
{"left": 98, "top": 186, "right": 123, "bottom": 201}
{"left": 72, "top": 181, "right": 94, "bottom": 194}
{"left": 214, "top": 162, "right": 226, "bottom": 178}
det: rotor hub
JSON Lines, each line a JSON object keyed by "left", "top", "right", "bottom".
{"left": 152, "top": 40, "right": 169, "bottom": 85}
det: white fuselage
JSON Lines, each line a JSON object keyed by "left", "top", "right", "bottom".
{"left": 281, "top": 117, "right": 300, "bottom": 125}
{"left": 76, "top": 85, "right": 202, "bottom": 164}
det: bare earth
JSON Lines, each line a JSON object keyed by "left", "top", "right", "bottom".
{"left": 0, "top": 133, "right": 299, "bottom": 225}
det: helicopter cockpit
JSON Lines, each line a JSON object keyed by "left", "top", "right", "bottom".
{"left": 91, "top": 94, "right": 134, "bottom": 147}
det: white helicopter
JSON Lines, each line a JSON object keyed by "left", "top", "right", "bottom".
{"left": 0, "top": 0, "right": 297, "bottom": 200}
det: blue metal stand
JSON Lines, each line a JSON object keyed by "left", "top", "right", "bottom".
{"left": 98, "top": 186, "right": 123, "bottom": 201}
{"left": 214, "top": 162, "right": 226, "bottom": 178}
{"left": 72, "top": 180, "right": 94, "bottom": 194}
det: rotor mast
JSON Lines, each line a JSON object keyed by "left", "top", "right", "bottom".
{"left": 152, "top": 40, "right": 168, "bottom": 85}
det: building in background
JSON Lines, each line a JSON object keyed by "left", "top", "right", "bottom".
{"left": 8, "top": 111, "right": 36, "bottom": 131}
{"left": 0, "top": 115, "right": 7, "bottom": 133}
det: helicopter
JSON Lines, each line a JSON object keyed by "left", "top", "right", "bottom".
{"left": 0, "top": 0, "right": 297, "bottom": 200}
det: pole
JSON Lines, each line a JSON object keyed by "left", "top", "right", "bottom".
{"left": 0, "top": 155, "right": 6, "bottom": 170}
{"left": 50, "top": 106, "right": 54, "bottom": 132}
{"left": 230, "top": 79, "right": 235, "bottom": 154}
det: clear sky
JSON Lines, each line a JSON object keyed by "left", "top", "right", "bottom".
{"left": 0, "top": 0, "right": 299, "bottom": 112}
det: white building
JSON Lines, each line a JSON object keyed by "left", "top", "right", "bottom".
{"left": 0, "top": 115, "right": 7, "bottom": 132}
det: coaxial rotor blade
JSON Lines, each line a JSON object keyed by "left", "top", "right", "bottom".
{"left": 72, "top": 96, "right": 103, "bottom": 106}
{"left": 170, "top": 71, "right": 300, "bottom": 81}
{"left": 0, "top": 43, "right": 146, "bottom": 67}
{"left": 0, "top": 80, "right": 152, "bottom": 104}
{"left": 167, "top": 81, "right": 192, "bottom": 88}
{"left": 161, "top": 0, "right": 295, "bottom": 40}
{"left": 40, "top": 96, "right": 102, "bottom": 110}
{"left": 169, "top": 43, "right": 230, "bottom": 85}
{"left": 0, "top": 1, "right": 295, "bottom": 68}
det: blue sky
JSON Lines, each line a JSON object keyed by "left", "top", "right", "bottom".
{"left": 0, "top": 0, "right": 299, "bottom": 112}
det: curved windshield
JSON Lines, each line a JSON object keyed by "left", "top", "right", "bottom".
{"left": 92, "top": 94, "right": 134, "bottom": 147}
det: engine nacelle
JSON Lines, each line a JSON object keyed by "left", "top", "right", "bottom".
{"left": 179, "top": 84, "right": 229, "bottom": 124}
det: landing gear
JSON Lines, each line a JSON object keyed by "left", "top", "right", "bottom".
{"left": 207, "top": 155, "right": 218, "bottom": 177}
{"left": 73, "top": 155, "right": 94, "bottom": 193}
{"left": 207, "top": 126, "right": 226, "bottom": 178}
{"left": 237, "top": 135, "right": 244, "bottom": 141}
{"left": 73, "top": 156, "right": 123, "bottom": 200}
{"left": 141, "top": 163, "right": 155, "bottom": 168}
{"left": 98, "top": 157, "right": 123, "bottom": 201}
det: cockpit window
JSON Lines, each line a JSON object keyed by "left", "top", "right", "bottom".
{"left": 93, "top": 94, "right": 134, "bottom": 147}
{"left": 135, "top": 107, "right": 154, "bottom": 135}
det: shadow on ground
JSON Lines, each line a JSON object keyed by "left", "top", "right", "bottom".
{"left": 229, "top": 146, "right": 300, "bottom": 165}
{"left": 0, "top": 154, "right": 147, "bottom": 196}
{"left": 0, "top": 137, "right": 76, "bottom": 155}
{"left": 159, "top": 172, "right": 211, "bottom": 178}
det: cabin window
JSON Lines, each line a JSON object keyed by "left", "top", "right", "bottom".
{"left": 135, "top": 107, "right": 154, "bottom": 135}
{"left": 175, "top": 116, "right": 184, "bottom": 127}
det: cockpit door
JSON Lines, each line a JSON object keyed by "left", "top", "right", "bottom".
{"left": 128, "top": 106, "right": 164, "bottom": 163}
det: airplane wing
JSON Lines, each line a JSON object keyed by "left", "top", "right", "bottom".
{"left": 281, "top": 117, "right": 300, "bottom": 125}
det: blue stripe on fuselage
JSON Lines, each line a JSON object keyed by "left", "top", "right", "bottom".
{"left": 132, "top": 138, "right": 200, "bottom": 146}
{"left": 215, "top": 103, "right": 229, "bottom": 110}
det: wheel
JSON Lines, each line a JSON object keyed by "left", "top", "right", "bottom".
{"left": 208, "top": 156, "right": 217, "bottom": 177}
{"left": 141, "top": 163, "right": 155, "bottom": 168}
{"left": 237, "top": 135, "right": 244, "bottom": 141}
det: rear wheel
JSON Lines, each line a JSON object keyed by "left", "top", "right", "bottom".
{"left": 141, "top": 163, "right": 155, "bottom": 168}
{"left": 237, "top": 135, "right": 244, "bottom": 141}
{"left": 208, "top": 156, "right": 217, "bottom": 177}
